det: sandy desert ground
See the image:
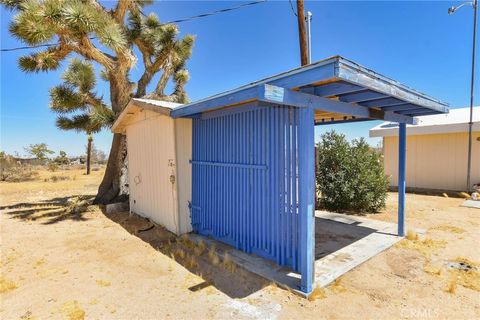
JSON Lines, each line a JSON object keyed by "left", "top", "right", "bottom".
{"left": 1, "top": 168, "right": 479, "bottom": 319}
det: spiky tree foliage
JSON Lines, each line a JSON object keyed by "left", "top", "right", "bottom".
{"left": 51, "top": 58, "right": 114, "bottom": 135}
{"left": 3, "top": 0, "right": 195, "bottom": 203}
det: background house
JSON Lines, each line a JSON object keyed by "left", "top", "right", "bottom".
{"left": 370, "top": 107, "right": 480, "bottom": 192}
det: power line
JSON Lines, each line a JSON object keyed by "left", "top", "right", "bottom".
{"left": 289, "top": 0, "right": 298, "bottom": 17}
{"left": 0, "top": 0, "right": 267, "bottom": 52}
{"left": 160, "top": 0, "right": 267, "bottom": 24}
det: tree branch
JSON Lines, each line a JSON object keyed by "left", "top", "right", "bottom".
{"left": 113, "top": 0, "right": 132, "bottom": 23}
{"left": 73, "top": 36, "right": 115, "bottom": 70}
{"left": 134, "top": 39, "right": 170, "bottom": 97}
{"left": 154, "top": 61, "right": 173, "bottom": 97}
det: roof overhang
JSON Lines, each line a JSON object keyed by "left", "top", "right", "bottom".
{"left": 370, "top": 107, "right": 480, "bottom": 137}
{"left": 111, "top": 98, "right": 182, "bottom": 133}
{"left": 171, "top": 56, "right": 449, "bottom": 125}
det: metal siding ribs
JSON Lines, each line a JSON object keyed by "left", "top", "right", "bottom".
{"left": 191, "top": 106, "right": 300, "bottom": 271}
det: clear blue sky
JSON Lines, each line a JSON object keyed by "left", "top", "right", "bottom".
{"left": 1, "top": 1, "right": 477, "bottom": 157}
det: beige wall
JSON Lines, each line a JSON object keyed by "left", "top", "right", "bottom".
{"left": 126, "top": 110, "right": 192, "bottom": 234}
{"left": 383, "top": 132, "right": 480, "bottom": 191}
{"left": 174, "top": 118, "right": 192, "bottom": 234}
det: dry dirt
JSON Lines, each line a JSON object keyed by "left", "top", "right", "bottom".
{"left": 1, "top": 168, "right": 479, "bottom": 319}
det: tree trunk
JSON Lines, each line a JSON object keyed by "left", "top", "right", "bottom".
{"left": 86, "top": 135, "right": 92, "bottom": 175}
{"left": 93, "top": 133, "right": 126, "bottom": 204}
{"left": 94, "top": 69, "right": 131, "bottom": 204}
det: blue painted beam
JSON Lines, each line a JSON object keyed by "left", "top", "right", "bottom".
{"left": 258, "top": 84, "right": 416, "bottom": 124}
{"left": 171, "top": 86, "right": 259, "bottom": 118}
{"left": 298, "top": 107, "right": 315, "bottom": 294}
{"left": 201, "top": 102, "right": 266, "bottom": 120}
{"left": 381, "top": 104, "right": 417, "bottom": 112}
{"left": 336, "top": 58, "right": 449, "bottom": 113}
{"left": 171, "top": 56, "right": 448, "bottom": 119}
{"left": 315, "top": 117, "right": 372, "bottom": 125}
{"left": 338, "top": 90, "right": 388, "bottom": 103}
{"left": 358, "top": 97, "right": 405, "bottom": 107}
{"left": 313, "top": 81, "right": 364, "bottom": 97}
{"left": 397, "top": 108, "right": 441, "bottom": 116}
{"left": 398, "top": 123, "right": 406, "bottom": 237}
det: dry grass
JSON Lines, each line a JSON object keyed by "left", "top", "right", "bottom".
{"left": 0, "top": 276, "right": 17, "bottom": 293}
{"left": 222, "top": 253, "right": 236, "bottom": 273}
{"left": 308, "top": 286, "right": 326, "bottom": 301}
{"left": 174, "top": 248, "right": 186, "bottom": 260}
{"left": 185, "top": 255, "right": 199, "bottom": 269}
{"left": 395, "top": 238, "right": 447, "bottom": 257}
{"left": 459, "top": 192, "right": 471, "bottom": 198}
{"left": 330, "top": 277, "right": 347, "bottom": 293}
{"left": 96, "top": 279, "right": 111, "bottom": 287}
{"left": 429, "top": 225, "right": 466, "bottom": 234}
{"left": 207, "top": 246, "right": 220, "bottom": 265}
{"left": 449, "top": 269, "right": 480, "bottom": 292}
{"left": 448, "top": 257, "right": 480, "bottom": 292}
{"left": 60, "top": 300, "right": 85, "bottom": 320}
{"left": 406, "top": 230, "right": 419, "bottom": 241}
{"left": 179, "top": 234, "right": 195, "bottom": 250}
{"left": 424, "top": 264, "right": 442, "bottom": 276}
{"left": 193, "top": 240, "right": 206, "bottom": 256}
{"left": 446, "top": 275, "right": 457, "bottom": 294}
{"left": 453, "top": 257, "right": 480, "bottom": 267}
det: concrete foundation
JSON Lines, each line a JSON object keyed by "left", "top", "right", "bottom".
{"left": 189, "top": 211, "right": 419, "bottom": 297}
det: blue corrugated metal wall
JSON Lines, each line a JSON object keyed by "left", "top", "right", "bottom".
{"left": 191, "top": 106, "right": 301, "bottom": 271}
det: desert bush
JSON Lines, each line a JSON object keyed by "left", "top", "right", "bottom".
{"left": 47, "top": 162, "right": 59, "bottom": 172}
{"left": 54, "top": 151, "right": 70, "bottom": 165}
{"left": 49, "top": 175, "right": 70, "bottom": 182}
{"left": 1, "top": 166, "right": 39, "bottom": 182}
{"left": 315, "top": 131, "right": 388, "bottom": 213}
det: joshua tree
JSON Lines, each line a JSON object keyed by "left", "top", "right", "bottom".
{"left": 3, "top": 0, "right": 194, "bottom": 203}
{"left": 50, "top": 58, "right": 113, "bottom": 175}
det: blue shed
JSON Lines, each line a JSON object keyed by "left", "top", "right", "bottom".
{"left": 171, "top": 56, "right": 449, "bottom": 294}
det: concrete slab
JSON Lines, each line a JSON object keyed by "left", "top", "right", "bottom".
{"left": 314, "top": 211, "right": 402, "bottom": 288}
{"left": 461, "top": 199, "right": 480, "bottom": 209}
{"left": 189, "top": 212, "right": 415, "bottom": 297}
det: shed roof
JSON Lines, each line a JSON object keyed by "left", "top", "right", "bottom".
{"left": 171, "top": 56, "right": 449, "bottom": 124}
{"left": 370, "top": 107, "right": 480, "bottom": 137}
{"left": 111, "top": 98, "right": 182, "bottom": 133}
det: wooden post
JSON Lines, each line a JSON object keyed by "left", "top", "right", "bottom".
{"left": 298, "top": 107, "right": 315, "bottom": 293}
{"left": 296, "top": 0, "right": 309, "bottom": 66}
{"left": 398, "top": 123, "right": 406, "bottom": 236}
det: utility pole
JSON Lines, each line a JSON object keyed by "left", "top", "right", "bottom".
{"left": 296, "top": 0, "right": 309, "bottom": 66}
{"left": 467, "top": 0, "right": 477, "bottom": 192}
{"left": 448, "top": 0, "right": 477, "bottom": 192}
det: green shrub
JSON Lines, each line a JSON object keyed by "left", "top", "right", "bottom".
{"left": 47, "top": 161, "right": 59, "bottom": 172}
{"left": 315, "top": 131, "right": 388, "bottom": 213}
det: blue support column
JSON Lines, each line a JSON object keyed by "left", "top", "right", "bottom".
{"left": 398, "top": 123, "right": 406, "bottom": 237}
{"left": 298, "top": 107, "right": 315, "bottom": 293}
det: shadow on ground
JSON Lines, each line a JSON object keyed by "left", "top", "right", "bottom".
{"left": 0, "top": 195, "right": 95, "bottom": 225}
{"left": 103, "top": 209, "right": 271, "bottom": 299}
{"left": 315, "top": 217, "right": 375, "bottom": 259}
